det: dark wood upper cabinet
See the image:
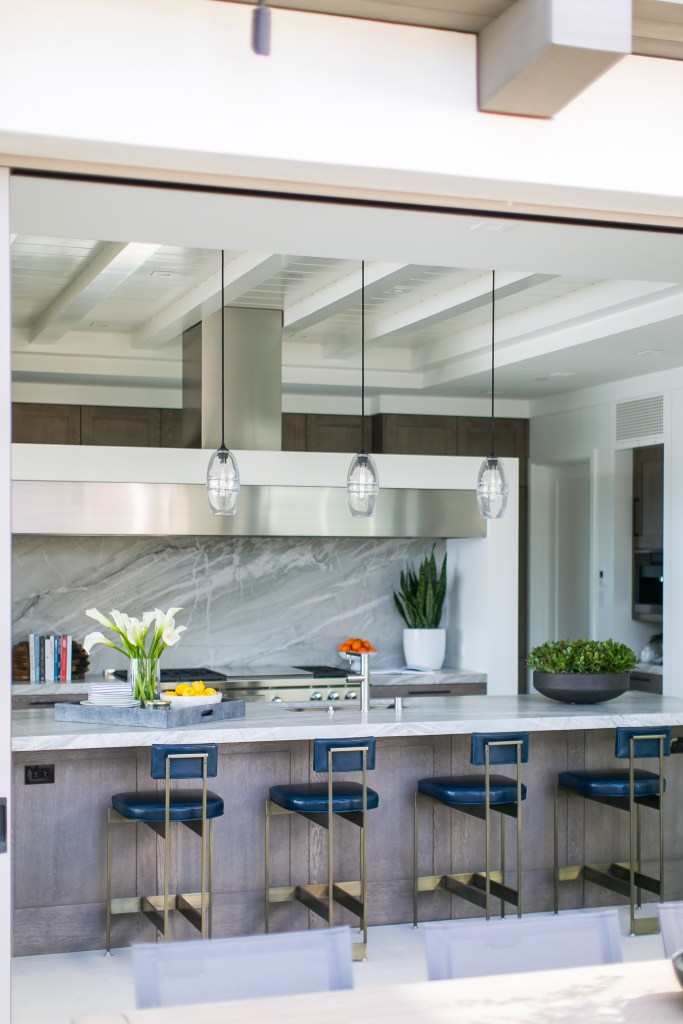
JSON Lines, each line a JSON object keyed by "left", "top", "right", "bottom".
{"left": 282, "top": 413, "right": 306, "bottom": 451}
{"left": 633, "top": 444, "right": 663, "bottom": 549}
{"left": 373, "top": 414, "right": 458, "bottom": 456}
{"left": 80, "top": 406, "right": 161, "bottom": 447}
{"left": 160, "top": 409, "right": 186, "bottom": 448}
{"left": 12, "top": 403, "right": 81, "bottom": 445}
{"left": 455, "top": 416, "right": 529, "bottom": 486}
{"left": 305, "top": 414, "right": 367, "bottom": 453}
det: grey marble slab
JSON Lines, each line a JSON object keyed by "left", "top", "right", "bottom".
{"left": 12, "top": 535, "right": 441, "bottom": 675}
{"left": 12, "top": 693, "right": 683, "bottom": 752}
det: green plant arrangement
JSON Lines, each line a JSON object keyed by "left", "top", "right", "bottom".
{"left": 527, "top": 638, "right": 637, "bottom": 675}
{"left": 393, "top": 546, "right": 447, "bottom": 629}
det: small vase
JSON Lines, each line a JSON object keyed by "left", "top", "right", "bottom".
{"left": 403, "top": 628, "right": 446, "bottom": 671}
{"left": 128, "top": 658, "right": 160, "bottom": 705}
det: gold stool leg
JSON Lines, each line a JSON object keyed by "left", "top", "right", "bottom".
{"left": 264, "top": 799, "right": 271, "bottom": 933}
{"left": 209, "top": 819, "right": 215, "bottom": 939}
{"left": 500, "top": 814, "right": 506, "bottom": 920}
{"left": 105, "top": 811, "right": 113, "bottom": 955}
{"left": 327, "top": 771, "right": 335, "bottom": 929}
{"left": 553, "top": 785, "right": 559, "bottom": 915}
{"left": 412, "top": 793, "right": 419, "bottom": 927}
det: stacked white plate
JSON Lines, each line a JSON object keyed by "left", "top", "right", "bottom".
{"left": 81, "top": 682, "right": 141, "bottom": 708}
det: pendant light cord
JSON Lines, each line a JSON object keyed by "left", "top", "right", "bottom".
{"left": 490, "top": 269, "right": 496, "bottom": 458}
{"left": 220, "top": 249, "right": 226, "bottom": 452}
{"left": 361, "top": 259, "right": 366, "bottom": 454}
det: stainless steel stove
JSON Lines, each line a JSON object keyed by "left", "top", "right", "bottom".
{"left": 146, "top": 665, "right": 358, "bottom": 704}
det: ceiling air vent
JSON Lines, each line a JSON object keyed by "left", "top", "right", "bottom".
{"left": 615, "top": 395, "right": 664, "bottom": 448}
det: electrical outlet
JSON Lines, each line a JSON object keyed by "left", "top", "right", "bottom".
{"left": 25, "top": 764, "right": 55, "bottom": 785}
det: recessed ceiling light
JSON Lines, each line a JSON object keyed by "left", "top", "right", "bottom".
{"left": 89, "top": 322, "right": 110, "bottom": 329}
{"left": 469, "top": 220, "right": 516, "bottom": 233}
{"left": 390, "top": 286, "right": 408, "bottom": 293}
{"left": 637, "top": 348, "right": 669, "bottom": 357}
{"left": 549, "top": 371, "right": 576, "bottom": 378}
{"left": 150, "top": 270, "right": 174, "bottom": 278}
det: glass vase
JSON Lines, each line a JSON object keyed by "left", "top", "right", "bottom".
{"left": 128, "top": 658, "right": 160, "bottom": 705}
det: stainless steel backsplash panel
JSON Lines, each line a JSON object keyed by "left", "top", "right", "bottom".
{"left": 12, "top": 481, "right": 486, "bottom": 538}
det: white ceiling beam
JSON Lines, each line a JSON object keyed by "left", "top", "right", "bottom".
{"left": 479, "top": 0, "right": 632, "bottom": 117}
{"left": 28, "top": 242, "right": 159, "bottom": 346}
{"left": 285, "top": 261, "right": 408, "bottom": 333}
{"left": 368, "top": 271, "right": 553, "bottom": 347}
{"left": 420, "top": 279, "right": 674, "bottom": 371}
{"left": 131, "top": 252, "right": 288, "bottom": 350}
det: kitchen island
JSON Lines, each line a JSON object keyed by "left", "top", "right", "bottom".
{"left": 12, "top": 693, "right": 683, "bottom": 955}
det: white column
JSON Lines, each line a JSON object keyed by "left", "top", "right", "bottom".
{"left": 0, "top": 164, "right": 12, "bottom": 1017}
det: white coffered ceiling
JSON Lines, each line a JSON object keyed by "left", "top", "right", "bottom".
{"left": 9, "top": 175, "right": 683, "bottom": 409}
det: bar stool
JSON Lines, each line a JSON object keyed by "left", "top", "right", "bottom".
{"left": 554, "top": 725, "right": 670, "bottom": 935}
{"left": 265, "top": 736, "right": 378, "bottom": 961}
{"left": 106, "top": 743, "right": 224, "bottom": 952}
{"left": 414, "top": 732, "right": 529, "bottom": 924}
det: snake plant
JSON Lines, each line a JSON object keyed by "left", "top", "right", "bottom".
{"left": 393, "top": 546, "right": 447, "bottom": 629}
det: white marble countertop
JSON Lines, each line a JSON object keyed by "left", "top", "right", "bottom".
{"left": 12, "top": 692, "right": 683, "bottom": 752}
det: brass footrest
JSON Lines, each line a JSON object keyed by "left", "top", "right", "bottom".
{"left": 416, "top": 871, "right": 518, "bottom": 911}
{"left": 559, "top": 863, "right": 661, "bottom": 900}
{"left": 110, "top": 891, "right": 210, "bottom": 934}
{"left": 268, "top": 881, "right": 364, "bottom": 922}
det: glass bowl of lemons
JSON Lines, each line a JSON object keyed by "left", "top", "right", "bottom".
{"left": 161, "top": 680, "right": 222, "bottom": 707}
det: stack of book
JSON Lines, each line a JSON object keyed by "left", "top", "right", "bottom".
{"left": 28, "top": 634, "right": 74, "bottom": 682}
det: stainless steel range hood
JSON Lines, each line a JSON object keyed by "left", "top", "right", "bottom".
{"left": 11, "top": 448, "right": 489, "bottom": 539}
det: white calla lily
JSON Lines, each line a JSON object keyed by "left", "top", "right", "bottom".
{"left": 161, "top": 625, "right": 186, "bottom": 647}
{"left": 85, "top": 608, "right": 113, "bottom": 629}
{"left": 82, "top": 605, "right": 187, "bottom": 664}
{"left": 83, "top": 631, "right": 115, "bottom": 653}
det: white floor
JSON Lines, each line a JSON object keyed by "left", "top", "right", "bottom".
{"left": 11, "top": 907, "right": 666, "bottom": 1024}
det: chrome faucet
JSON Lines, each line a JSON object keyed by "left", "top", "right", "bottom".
{"left": 346, "top": 651, "right": 371, "bottom": 714}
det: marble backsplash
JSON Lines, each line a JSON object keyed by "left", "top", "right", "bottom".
{"left": 12, "top": 535, "right": 447, "bottom": 675}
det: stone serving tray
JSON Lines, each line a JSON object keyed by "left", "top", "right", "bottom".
{"left": 54, "top": 698, "right": 246, "bottom": 728}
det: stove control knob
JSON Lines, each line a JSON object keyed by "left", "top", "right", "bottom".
{"left": 328, "top": 691, "right": 340, "bottom": 701}
{"left": 310, "top": 691, "right": 323, "bottom": 701}
{"left": 271, "top": 696, "right": 283, "bottom": 703}
{"left": 345, "top": 690, "right": 358, "bottom": 700}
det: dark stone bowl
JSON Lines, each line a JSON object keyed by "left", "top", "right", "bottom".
{"left": 532, "top": 671, "right": 630, "bottom": 704}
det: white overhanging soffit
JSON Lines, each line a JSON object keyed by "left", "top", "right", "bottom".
{"left": 478, "top": 0, "right": 632, "bottom": 117}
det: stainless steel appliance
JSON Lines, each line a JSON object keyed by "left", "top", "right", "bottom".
{"left": 136, "top": 665, "right": 360, "bottom": 704}
{"left": 633, "top": 549, "right": 663, "bottom": 621}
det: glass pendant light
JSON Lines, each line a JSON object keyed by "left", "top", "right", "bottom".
{"left": 347, "top": 261, "right": 379, "bottom": 517}
{"left": 206, "top": 251, "right": 240, "bottom": 516}
{"left": 476, "top": 270, "right": 509, "bottom": 519}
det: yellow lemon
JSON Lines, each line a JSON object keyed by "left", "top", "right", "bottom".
{"left": 191, "top": 680, "right": 205, "bottom": 693}
{"left": 203, "top": 687, "right": 217, "bottom": 696}
{"left": 175, "top": 683, "right": 191, "bottom": 695}
{"left": 163, "top": 689, "right": 177, "bottom": 697}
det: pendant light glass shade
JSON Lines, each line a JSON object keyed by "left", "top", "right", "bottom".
{"left": 207, "top": 251, "right": 240, "bottom": 516}
{"left": 207, "top": 446, "right": 240, "bottom": 516}
{"left": 347, "top": 451, "right": 380, "bottom": 517}
{"left": 477, "top": 269, "right": 508, "bottom": 520}
{"left": 476, "top": 455, "right": 509, "bottom": 519}
{"left": 347, "top": 260, "right": 379, "bottom": 517}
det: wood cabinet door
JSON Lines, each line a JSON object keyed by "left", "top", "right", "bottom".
{"left": 305, "top": 414, "right": 366, "bottom": 453}
{"left": 455, "top": 416, "right": 529, "bottom": 486}
{"left": 281, "top": 413, "right": 306, "bottom": 451}
{"left": 374, "top": 414, "right": 458, "bottom": 455}
{"left": 12, "top": 403, "right": 81, "bottom": 444}
{"left": 633, "top": 444, "right": 663, "bottom": 548}
{"left": 81, "top": 406, "right": 161, "bottom": 447}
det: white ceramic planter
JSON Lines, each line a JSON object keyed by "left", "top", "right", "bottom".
{"left": 403, "top": 628, "right": 446, "bottom": 671}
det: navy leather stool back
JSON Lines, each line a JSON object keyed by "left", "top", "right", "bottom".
{"left": 313, "top": 737, "right": 376, "bottom": 773}
{"left": 615, "top": 727, "right": 671, "bottom": 759}
{"left": 471, "top": 732, "right": 529, "bottom": 766}
{"left": 151, "top": 744, "right": 219, "bottom": 779}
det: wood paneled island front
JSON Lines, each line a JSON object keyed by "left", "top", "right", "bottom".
{"left": 12, "top": 694, "right": 683, "bottom": 955}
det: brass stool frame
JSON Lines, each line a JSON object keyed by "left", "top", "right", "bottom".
{"left": 554, "top": 731, "right": 666, "bottom": 936}
{"left": 265, "top": 744, "right": 370, "bottom": 961}
{"left": 414, "top": 738, "right": 524, "bottom": 924}
{"left": 106, "top": 751, "right": 215, "bottom": 952}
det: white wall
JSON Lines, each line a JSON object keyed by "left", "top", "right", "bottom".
{"left": 1, "top": 0, "right": 683, "bottom": 220}
{"left": 529, "top": 369, "right": 680, "bottom": 693}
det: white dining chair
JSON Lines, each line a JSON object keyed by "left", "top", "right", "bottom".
{"left": 422, "top": 909, "right": 622, "bottom": 981}
{"left": 132, "top": 925, "right": 354, "bottom": 1008}
{"left": 658, "top": 902, "right": 683, "bottom": 956}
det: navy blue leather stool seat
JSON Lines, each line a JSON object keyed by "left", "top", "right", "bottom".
{"left": 112, "top": 790, "right": 225, "bottom": 821}
{"left": 106, "top": 743, "right": 223, "bottom": 951}
{"left": 269, "top": 782, "right": 379, "bottom": 814}
{"left": 554, "top": 726, "right": 671, "bottom": 936}
{"left": 558, "top": 769, "right": 663, "bottom": 800}
{"left": 266, "top": 737, "right": 378, "bottom": 960}
{"left": 418, "top": 775, "right": 528, "bottom": 806}
{"left": 414, "top": 732, "right": 529, "bottom": 924}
